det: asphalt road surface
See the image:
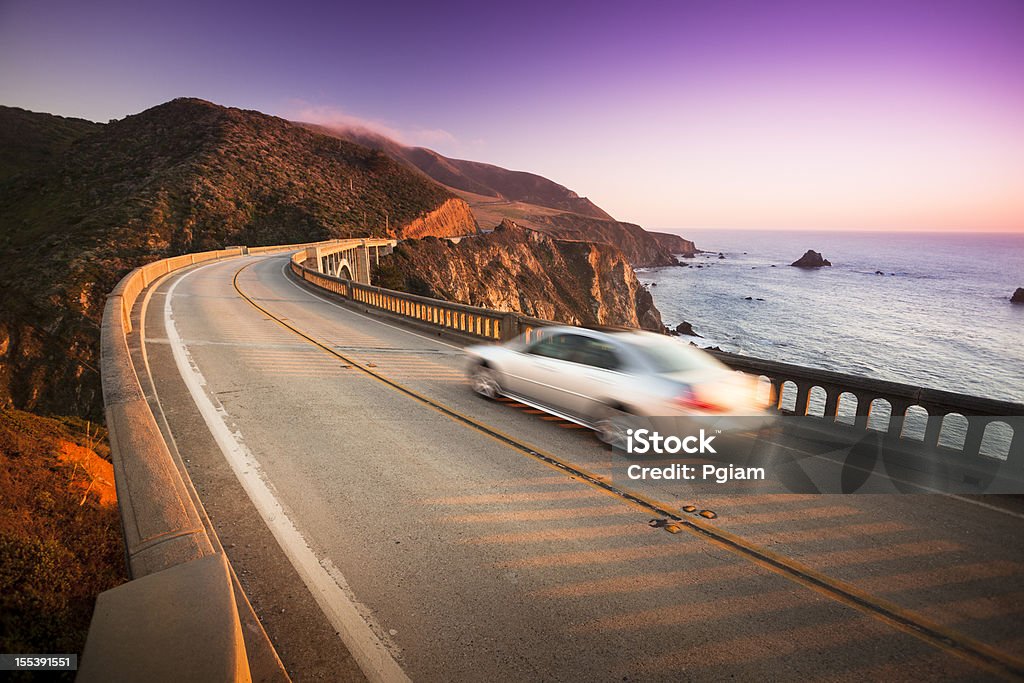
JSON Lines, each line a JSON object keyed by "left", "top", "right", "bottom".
{"left": 141, "top": 254, "right": 1024, "bottom": 681}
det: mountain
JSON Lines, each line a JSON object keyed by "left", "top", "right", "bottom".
{"left": 305, "top": 125, "right": 698, "bottom": 267}
{"left": 374, "top": 220, "right": 664, "bottom": 332}
{"left": 311, "top": 126, "right": 612, "bottom": 220}
{"left": 0, "top": 107, "right": 103, "bottom": 182}
{"left": 0, "top": 98, "right": 476, "bottom": 419}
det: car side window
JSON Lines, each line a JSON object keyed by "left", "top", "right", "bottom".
{"left": 526, "top": 334, "right": 622, "bottom": 370}
{"left": 526, "top": 334, "right": 583, "bottom": 361}
{"left": 576, "top": 338, "right": 623, "bottom": 371}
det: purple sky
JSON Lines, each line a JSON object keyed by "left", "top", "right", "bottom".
{"left": 2, "top": 0, "right": 1022, "bottom": 231}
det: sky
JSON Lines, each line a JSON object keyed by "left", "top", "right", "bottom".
{"left": 1, "top": 0, "right": 1022, "bottom": 232}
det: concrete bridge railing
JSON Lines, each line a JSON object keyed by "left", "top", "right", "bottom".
{"left": 290, "top": 250, "right": 555, "bottom": 343}
{"left": 86, "top": 238, "right": 382, "bottom": 681}
{"left": 707, "top": 350, "right": 1024, "bottom": 464}
{"left": 289, "top": 250, "right": 1024, "bottom": 467}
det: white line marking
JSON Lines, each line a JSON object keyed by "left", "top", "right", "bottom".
{"left": 166, "top": 261, "right": 410, "bottom": 683}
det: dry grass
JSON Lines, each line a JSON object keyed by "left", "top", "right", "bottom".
{"left": 0, "top": 409, "right": 126, "bottom": 677}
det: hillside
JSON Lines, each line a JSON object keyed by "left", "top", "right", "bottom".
{"left": 374, "top": 221, "right": 664, "bottom": 332}
{"left": 0, "top": 107, "right": 103, "bottom": 183}
{"left": 0, "top": 409, "right": 126, "bottom": 660}
{"left": 311, "top": 124, "right": 697, "bottom": 267}
{"left": 314, "top": 126, "right": 612, "bottom": 220}
{"left": 0, "top": 98, "right": 476, "bottom": 420}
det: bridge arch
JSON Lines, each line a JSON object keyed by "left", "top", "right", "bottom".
{"left": 835, "top": 392, "right": 858, "bottom": 425}
{"left": 938, "top": 413, "right": 968, "bottom": 450}
{"left": 980, "top": 421, "right": 1013, "bottom": 460}
{"left": 867, "top": 398, "right": 891, "bottom": 432}
{"left": 806, "top": 386, "right": 827, "bottom": 417}
{"left": 900, "top": 405, "right": 929, "bottom": 441}
{"left": 778, "top": 380, "right": 798, "bottom": 412}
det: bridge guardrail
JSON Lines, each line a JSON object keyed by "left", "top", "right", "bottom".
{"left": 707, "top": 350, "right": 1024, "bottom": 464}
{"left": 90, "top": 239, "right": 361, "bottom": 681}
{"left": 290, "top": 252, "right": 556, "bottom": 343}
{"left": 289, "top": 250, "right": 1023, "bottom": 466}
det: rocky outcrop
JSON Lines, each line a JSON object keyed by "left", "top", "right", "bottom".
{"left": 374, "top": 221, "right": 664, "bottom": 331}
{"left": 1012, "top": 288, "right": 1024, "bottom": 304}
{"left": 649, "top": 231, "right": 698, "bottom": 257}
{"left": 671, "top": 321, "right": 701, "bottom": 338}
{"left": 398, "top": 197, "right": 478, "bottom": 239}
{"left": 790, "top": 250, "right": 832, "bottom": 268}
{"left": 527, "top": 214, "right": 684, "bottom": 268}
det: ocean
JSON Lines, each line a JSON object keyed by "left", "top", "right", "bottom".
{"left": 640, "top": 230, "right": 1024, "bottom": 404}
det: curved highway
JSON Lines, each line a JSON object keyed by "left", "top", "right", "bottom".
{"left": 139, "top": 254, "right": 1024, "bottom": 681}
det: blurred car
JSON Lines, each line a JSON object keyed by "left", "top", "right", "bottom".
{"left": 465, "top": 326, "right": 771, "bottom": 444}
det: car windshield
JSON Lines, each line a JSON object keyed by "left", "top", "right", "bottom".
{"left": 622, "top": 335, "right": 726, "bottom": 374}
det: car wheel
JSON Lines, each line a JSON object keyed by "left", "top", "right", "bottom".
{"left": 594, "top": 404, "right": 632, "bottom": 449}
{"left": 470, "top": 365, "right": 501, "bottom": 399}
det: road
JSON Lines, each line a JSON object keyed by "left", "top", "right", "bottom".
{"left": 140, "top": 254, "right": 1024, "bottom": 681}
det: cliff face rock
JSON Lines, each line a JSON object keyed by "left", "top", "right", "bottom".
{"left": 399, "top": 197, "right": 478, "bottom": 239}
{"left": 527, "top": 213, "right": 684, "bottom": 268}
{"left": 374, "top": 221, "right": 664, "bottom": 331}
{"left": 790, "top": 250, "right": 832, "bottom": 268}
{"left": 649, "top": 231, "right": 698, "bottom": 257}
{"left": 0, "top": 98, "right": 463, "bottom": 419}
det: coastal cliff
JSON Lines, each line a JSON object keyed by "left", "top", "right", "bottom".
{"left": 374, "top": 221, "right": 664, "bottom": 332}
{"left": 526, "top": 214, "right": 691, "bottom": 267}
{"left": 399, "top": 197, "right": 478, "bottom": 239}
{"left": 649, "top": 231, "right": 698, "bottom": 256}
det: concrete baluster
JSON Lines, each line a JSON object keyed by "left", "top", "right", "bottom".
{"left": 922, "top": 406, "right": 943, "bottom": 448}
{"left": 963, "top": 416, "right": 988, "bottom": 457}
{"left": 767, "top": 378, "right": 783, "bottom": 411}
{"left": 888, "top": 399, "right": 911, "bottom": 439}
{"left": 824, "top": 387, "right": 840, "bottom": 420}
{"left": 794, "top": 381, "right": 811, "bottom": 415}
{"left": 854, "top": 394, "right": 871, "bottom": 430}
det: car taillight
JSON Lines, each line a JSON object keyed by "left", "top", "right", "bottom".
{"left": 672, "top": 387, "right": 727, "bottom": 413}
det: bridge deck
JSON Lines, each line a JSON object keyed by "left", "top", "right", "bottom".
{"left": 142, "top": 253, "right": 1024, "bottom": 681}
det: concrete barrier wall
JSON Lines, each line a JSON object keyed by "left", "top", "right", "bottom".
{"left": 92, "top": 239, "right": 354, "bottom": 681}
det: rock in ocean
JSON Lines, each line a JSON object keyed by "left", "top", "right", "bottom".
{"left": 790, "top": 250, "right": 832, "bottom": 268}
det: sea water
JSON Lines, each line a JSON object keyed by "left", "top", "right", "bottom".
{"left": 642, "top": 230, "right": 1024, "bottom": 404}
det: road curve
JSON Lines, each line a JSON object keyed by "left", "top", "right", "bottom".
{"left": 142, "top": 254, "right": 1024, "bottom": 681}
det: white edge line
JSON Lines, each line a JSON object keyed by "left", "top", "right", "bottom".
{"left": 165, "top": 260, "right": 411, "bottom": 683}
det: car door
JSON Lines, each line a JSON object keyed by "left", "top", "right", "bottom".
{"left": 566, "top": 337, "right": 629, "bottom": 419}
{"left": 500, "top": 333, "right": 588, "bottom": 411}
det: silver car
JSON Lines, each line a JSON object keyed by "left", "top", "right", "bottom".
{"left": 465, "top": 326, "right": 768, "bottom": 443}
